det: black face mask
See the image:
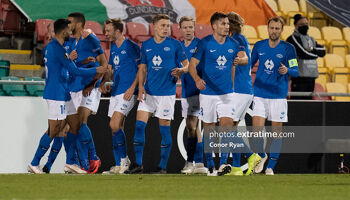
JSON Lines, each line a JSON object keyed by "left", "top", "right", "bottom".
{"left": 298, "top": 25, "right": 309, "bottom": 35}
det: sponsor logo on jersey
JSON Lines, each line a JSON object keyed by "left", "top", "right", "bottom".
{"left": 228, "top": 49, "right": 234, "bottom": 53}
{"left": 216, "top": 55, "right": 227, "bottom": 70}
{"left": 164, "top": 47, "right": 170, "bottom": 51}
{"left": 152, "top": 55, "right": 162, "bottom": 70}
{"left": 264, "top": 59, "right": 274, "bottom": 74}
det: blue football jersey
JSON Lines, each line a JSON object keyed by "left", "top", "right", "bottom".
{"left": 109, "top": 39, "right": 140, "bottom": 96}
{"left": 64, "top": 34, "right": 104, "bottom": 92}
{"left": 181, "top": 37, "right": 200, "bottom": 98}
{"left": 232, "top": 33, "right": 253, "bottom": 95}
{"left": 251, "top": 39, "right": 298, "bottom": 99}
{"left": 43, "top": 39, "right": 97, "bottom": 101}
{"left": 141, "top": 37, "right": 187, "bottom": 96}
{"left": 193, "top": 35, "right": 240, "bottom": 95}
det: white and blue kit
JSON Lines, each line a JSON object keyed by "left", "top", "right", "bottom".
{"left": 64, "top": 34, "right": 104, "bottom": 114}
{"left": 180, "top": 37, "right": 200, "bottom": 118}
{"left": 138, "top": 36, "right": 187, "bottom": 120}
{"left": 231, "top": 33, "right": 254, "bottom": 122}
{"left": 108, "top": 39, "right": 140, "bottom": 117}
{"left": 251, "top": 39, "right": 298, "bottom": 122}
{"left": 43, "top": 39, "right": 97, "bottom": 120}
{"left": 192, "top": 35, "right": 240, "bottom": 123}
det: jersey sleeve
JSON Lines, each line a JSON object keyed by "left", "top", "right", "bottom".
{"left": 140, "top": 43, "right": 147, "bottom": 65}
{"left": 285, "top": 45, "right": 298, "bottom": 77}
{"left": 58, "top": 49, "right": 97, "bottom": 77}
{"left": 251, "top": 42, "right": 259, "bottom": 67}
{"left": 87, "top": 34, "right": 104, "bottom": 55}
{"left": 129, "top": 41, "right": 141, "bottom": 66}
{"left": 234, "top": 36, "right": 246, "bottom": 52}
{"left": 175, "top": 40, "right": 187, "bottom": 64}
{"left": 193, "top": 39, "right": 206, "bottom": 61}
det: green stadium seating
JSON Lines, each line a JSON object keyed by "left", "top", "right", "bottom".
{"left": 1, "top": 76, "right": 28, "bottom": 96}
{"left": 24, "top": 77, "right": 45, "bottom": 96}
{"left": 0, "top": 60, "right": 10, "bottom": 78}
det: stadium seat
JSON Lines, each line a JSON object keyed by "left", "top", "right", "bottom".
{"left": 277, "top": 0, "right": 305, "bottom": 25}
{"left": 315, "top": 67, "right": 329, "bottom": 89}
{"left": 0, "top": 60, "right": 10, "bottom": 77}
{"left": 265, "top": 0, "right": 283, "bottom": 16}
{"left": 317, "top": 57, "right": 324, "bottom": 68}
{"left": 1, "top": 1, "right": 21, "bottom": 34}
{"left": 313, "top": 83, "right": 331, "bottom": 100}
{"left": 257, "top": 25, "right": 268, "bottom": 39}
{"left": 84, "top": 21, "right": 107, "bottom": 44}
{"left": 333, "top": 67, "right": 349, "bottom": 88}
{"left": 195, "top": 24, "right": 212, "bottom": 39}
{"left": 321, "top": 26, "right": 348, "bottom": 57}
{"left": 149, "top": 23, "right": 154, "bottom": 36}
{"left": 324, "top": 54, "right": 345, "bottom": 72}
{"left": 281, "top": 25, "right": 294, "bottom": 40}
{"left": 35, "top": 19, "right": 54, "bottom": 43}
{"left": 348, "top": 83, "right": 350, "bottom": 92}
{"left": 24, "top": 77, "right": 44, "bottom": 96}
{"left": 326, "top": 82, "right": 350, "bottom": 101}
{"left": 345, "top": 55, "right": 350, "bottom": 68}
{"left": 84, "top": 21, "right": 103, "bottom": 35}
{"left": 308, "top": 26, "right": 326, "bottom": 46}
{"left": 1, "top": 76, "right": 28, "bottom": 96}
{"left": 343, "top": 27, "right": 350, "bottom": 49}
{"left": 242, "top": 25, "right": 260, "bottom": 45}
{"left": 171, "top": 23, "right": 183, "bottom": 41}
{"left": 126, "top": 22, "right": 151, "bottom": 43}
{"left": 306, "top": 2, "right": 327, "bottom": 27}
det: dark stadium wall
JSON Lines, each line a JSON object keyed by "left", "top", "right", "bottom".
{"left": 89, "top": 100, "right": 350, "bottom": 174}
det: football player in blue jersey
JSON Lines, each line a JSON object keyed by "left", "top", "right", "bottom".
{"left": 178, "top": 16, "right": 207, "bottom": 175}
{"left": 125, "top": 14, "right": 189, "bottom": 174}
{"left": 188, "top": 12, "right": 261, "bottom": 176}
{"left": 28, "top": 19, "right": 106, "bottom": 174}
{"left": 63, "top": 12, "right": 108, "bottom": 174}
{"left": 102, "top": 18, "right": 141, "bottom": 174}
{"left": 217, "top": 12, "right": 256, "bottom": 176}
{"left": 251, "top": 16, "right": 298, "bottom": 175}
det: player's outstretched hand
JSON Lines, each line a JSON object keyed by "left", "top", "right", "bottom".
{"left": 96, "top": 65, "right": 108, "bottom": 74}
{"left": 171, "top": 68, "right": 184, "bottom": 79}
{"left": 70, "top": 50, "right": 78, "bottom": 60}
{"left": 195, "top": 78, "right": 206, "bottom": 90}
{"left": 124, "top": 86, "right": 135, "bottom": 101}
{"left": 81, "top": 29, "right": 93, "bottom": 39}
{"left": 83, "top": 85, "right": 94, "bottom": 97}
{"left": 81, "top": 57, "right": 96, "bottom": 65}
{"left": 138, "top": 86, "right": 147, "bottom": 102}
{"left": 279, "top": 63, "right": 288, "bottom": 75}
{"left": 233, "top": 57, "right": 240, "bottom": 66}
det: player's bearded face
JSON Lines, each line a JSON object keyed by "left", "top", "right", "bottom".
{"left": 155, "top": 19, "right": 170, "bottom": 38}
{"left": 268, "top": 21, "right": 283, "bottom": 41}
{"left": 214, "top": 18, "right": 229, "bottom": 37}
{"left": 64, "top": 28, "right": 71, "bottom": 41}
{"left": 180, "top": 21, "right": 195, "bottom": 40}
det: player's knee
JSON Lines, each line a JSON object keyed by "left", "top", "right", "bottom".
{"left": 187, "top": 127, "right": 197, "bottom": 138}
{"left": 109, "top": 120, "right": 122, "bottom": 133}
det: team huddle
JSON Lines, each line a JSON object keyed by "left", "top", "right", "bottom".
{"left": 28, "top": 11, "right": 298, "bottom": 176}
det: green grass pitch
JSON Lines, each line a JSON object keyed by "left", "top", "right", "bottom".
{"left": 1, "top": 174, "right": 350, "bottom": 199}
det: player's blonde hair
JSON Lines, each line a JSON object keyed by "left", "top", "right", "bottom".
{"left": 227, "top": 11, "right": 245, "bottom": 35}
{"left": 179, "top": 16, "right": 195, "bottom": 28}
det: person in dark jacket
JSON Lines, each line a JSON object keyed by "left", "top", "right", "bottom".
{"left": 287, "top": 14, "right": 326, "bottom": 100}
